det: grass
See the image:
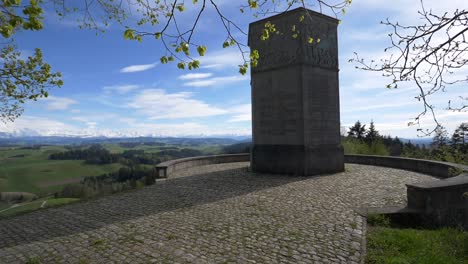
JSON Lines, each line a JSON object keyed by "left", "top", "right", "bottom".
{"left": 366, "top": 215, "right": 468, "bottom": 264}
{"left": 90, "top": 238, "right": 108, "bottom": 250}
{"left": 25, "top": 256, "right": 43, "bottom": 264}
{"left": 0, "top": 143, "right": 224, "bottom": 196}
{"left": 0, "top": 197, "right": 80, "bottom": 218}
{"left": 0, "top": 146, "right": 122, "bottom": 196}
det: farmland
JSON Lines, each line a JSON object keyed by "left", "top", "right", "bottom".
{"left": 0, "top": 141, "right": 226, "bottom": 196}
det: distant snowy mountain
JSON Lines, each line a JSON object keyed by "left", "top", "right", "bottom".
{"left": 0, "top": 128, "right": 251, "bottom": 139}
{"left": 0, "top": 133, "right": 252, "bottom": 146}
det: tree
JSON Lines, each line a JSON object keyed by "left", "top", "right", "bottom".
{"left": 452, "top": 123, "right": 468, "bottom": 145}
{"left": 431, "top": 126, "right": 449, "bottom": 148}
{"left": 0, "top": 0, "right": 63, "bottom": 122}
{"left": 352, "top": 0, "right": 467, "bottom": 135}
{"left": 365, "top": 120, "right": 380, "bottom": 143}
{"left": 348, "top": 120, "right": 366, "bottom": 139}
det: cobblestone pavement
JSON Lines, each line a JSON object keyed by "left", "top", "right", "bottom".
{"left": 0, "top": 163, "right": 437, "bottom": 264}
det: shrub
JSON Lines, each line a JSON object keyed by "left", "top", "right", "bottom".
{"left": 60, "top": 183, "right": 95, "bottom": 199}
{"left": 343, "top": 138, "right": 390, "bottom": 156}
{"left": 0, "top": 192, "right": 38, "bottom": 203}
{"left": 367, "top": 213, "right": 391, "bottom": 227}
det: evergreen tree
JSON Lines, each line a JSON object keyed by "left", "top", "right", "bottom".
{"left": 365, "top": 120, "right": 380, "bottom": 143}
{"left": 452, "top": 123, "right": 468, "bottom": 145}
{"left": 431, "top": 126, "right": 449, "bottom": 148}
{"left": 348, "top": 121, "right": 367, "bottom": 139}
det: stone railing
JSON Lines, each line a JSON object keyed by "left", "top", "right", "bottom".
{"left": 343, "top": 154, "right": 468, "bottom": 230}
{"left": 406, "top": 174, "right": 468, "bottom": 229}
{"left": 156, "top": 153, "right": 468, "bottom": 179}
{"left": 155, "top": 153, "right": 250, "bottom": 178}
{"left": 344, "top": 154, "right": 468, "bottom": 178}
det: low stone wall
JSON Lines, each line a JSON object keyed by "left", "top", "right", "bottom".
{"left": 406, "top": 174, "right": 468, "bottom": 229}
{"left": 344, "top": 154, "right": 468, "bottom": 178}
{"left": 156, "top": 153, "right": 468, "bottom": 179}
{"left": 342, "top": 154, "right": 468, "bottom": 230}
{"left": 155, "top": 153, "right": 250, "bottom": 178}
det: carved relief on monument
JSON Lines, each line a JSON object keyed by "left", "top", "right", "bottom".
{"left": 249, "top": 10, "right": 338, "bottom": 72}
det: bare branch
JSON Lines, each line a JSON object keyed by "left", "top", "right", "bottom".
{"left": 351, "top": 0, "right": 468, "bottom": 135}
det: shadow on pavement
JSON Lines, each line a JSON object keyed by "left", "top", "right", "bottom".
{"left": 0, "top": 164, "right": 307, "bottom": 248}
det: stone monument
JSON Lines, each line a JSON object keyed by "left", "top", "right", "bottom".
{"left": 248, "top": 7, "right": 344, "bottom": 175}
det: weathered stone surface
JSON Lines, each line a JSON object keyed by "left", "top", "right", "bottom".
{"left": 407, "top": 174, "right": 468, "bottom": 229}
{"left": 0, "top": 163, "right": 437, "bottom": 263}
{"left": 249, "top": 8, "right": 344, "bottom": 175}
{"left": 248, "top": 8, "right": 339, "bottom": 71}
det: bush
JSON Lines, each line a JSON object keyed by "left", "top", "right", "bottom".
{"left": 367, "top": 213, "right": 391, "bottom": 227}
{"left": 343, "top": 138, "right": 390, "bottom": 156}
{"left": 0, "top": 192, "right": 38, "bottom": 203}
{"left": 60, "top": 184, "right": 95, "bottom": 199}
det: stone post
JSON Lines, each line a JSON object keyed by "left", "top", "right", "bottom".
{"left": 248, "top": 7, "right": 344, "bottom": 175}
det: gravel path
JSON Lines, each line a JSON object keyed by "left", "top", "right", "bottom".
{"left": 0, "top": 163, "right": 437, "bottom": 263}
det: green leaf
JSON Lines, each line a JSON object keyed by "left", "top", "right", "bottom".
{"left": 239, "top": 64, "right": 248, "bottom": 75}
{"left": 248, "top": 0, "right": 258, "bottom": 8}
{"left": 124, "top": 29, "right": 134, "bottom": 40}
{"left": 197, "top": 45, "right": 207, "bottom": 56}
{"left": 176, "top": 4, "right": 185, "bottom": 12}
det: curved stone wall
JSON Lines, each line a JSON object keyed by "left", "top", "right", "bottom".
{"left": 344, "top": 154, "right": 468, "bottom": 179}
{"left": 155, "top": 153, "right": 250, "bottom": 178}
{"left": 156, "top": 153, "right": 468, "bottom": 179}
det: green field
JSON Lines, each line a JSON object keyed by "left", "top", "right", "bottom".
{"left": 0, "top": 197, "right": 80, "bottom": 218}
{"left": 0, "top": 146, "right": 122, "bottom": 196}
{"left": 101, "top": 142, "right": 223, "bottom": 154}
{"left": 0, "top": 143, "right": 224, "bottom": 197}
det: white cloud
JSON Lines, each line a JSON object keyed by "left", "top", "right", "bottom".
{"left": 198, "top": 50, "right": 245, "bottom": 69}
{"left": 86, "top": 122, "right": 98, "bottom": 129}
{"left": 71, "top": 113, "right": 119, "bottom": 123}
{"left": 201, "top": 64, "right": 224, "bottom": 69}
{"left": 183, "top": 75, "right": 248, "bottom": 87}
{"left": 103, "top": 84, "right": 140, "bottom": 94}
{"left": 0, "top": 116, "right": 79, "bottom": 136}
{"left": 127, "top": 89, "right": 227, "bottom": 119}
{"left": 120, "top": 63, "right": 157, "bottom": 73}
{"left": 227, "top": 104, "right": 251, "bottom": 122}
{"left": 178, "top": 73, "right": 213, "bottom": 80}
{"left": 115, "top": 121, "right": 251, "bottom": 137}
{"left": 43, "top": 96, "right": 78, "bottom": 110}
{"left": 342, "top": 101, "right": 416, "bottom": 113}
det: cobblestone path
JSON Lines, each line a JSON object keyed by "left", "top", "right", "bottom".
{"left": 0, "top": 163, "right": 437, "bottom": 264}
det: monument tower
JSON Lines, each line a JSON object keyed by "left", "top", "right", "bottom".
{"left": 249, "top": 8, "right": 344, "bottom": 175}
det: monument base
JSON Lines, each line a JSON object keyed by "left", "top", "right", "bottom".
{"left": 251, "top": 144, "right": 344, "bottom": 176}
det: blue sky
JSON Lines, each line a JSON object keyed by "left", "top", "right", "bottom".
{"left": 1, "top": 0, "right": 467, "bottom": 138}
